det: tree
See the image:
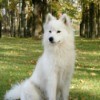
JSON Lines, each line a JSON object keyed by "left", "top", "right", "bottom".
{"left": 0, "top": 17, "right": 1, "bottom": 38}
{"left": 80, "top": 0, "right": 100, "bottom": 38}
{"left": 32, "top": 0, "right": 49, "bottom": 38}
{"left": 31, "top": 0, "right": 79, "bottom": 38}
{"left": 0, "top": 0, "right": 80, "bottom": 38}
{"left": 20, "top": 0, "right": 26, "bottom": 37}
{"left": 0, "top": 2, "right": 2, "bottom": 38}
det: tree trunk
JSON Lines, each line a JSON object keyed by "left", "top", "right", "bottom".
{"left": 89, "top": 2, "right": 97, "bottom": 38}
{"left": 80, "top": 21, "right": 85, "bottom": 37}
{"left": 80, "top": 2, "right": 100, "bottom": 38}
{"left": 84, "top": 6, "right": 89, "bottom": 38}
{"left": 42, "top": 0, "right": 48, "bottom": 22}
{"left": 32, "top": 0, "right": 48, "bottom": 38}
{"left": 0, "top": 20, "right": 1, "bottom": 38}
{"left": 32, "top": 1, "right": 42, "bottom": 38}
{"left": 10, "top": 11, "right": 14, "bottom": 37}
{"left": 97, "top": 3, "right": 100, "bottom": 37}
{"left": 26, "top": 16, "right": 32, "bottom": 37}
{"left": 21, "top": 0, "right": 26, "bottom": 37}
{"left": 80, "top": 5, "right": 86, "bottom": 37}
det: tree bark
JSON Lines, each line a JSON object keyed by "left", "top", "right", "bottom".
{"left": 80, "top": 21, "right": 85, "bottom": 37}
{"left": 32, "top": 0, "right": 48, "bottom": 38}
{"left": 21, "top": 0, "right": 26, "bottom": 37}
{"left": 84, "top": 6, "right": 89, "bottom": 38}
{"left": 89, "top": 2, "right": 97, "bottom": 38}
{"left": 0, "top": 20, "right": 1, "bottom": 38}
{"left": 80, "top": 5, "right": 86, "bottom": 37}
{"left": 42, "top": 0, "right": 48, "bottom": 22}
{"left": 10, "top": 11, "right": 14, "bottom": 37}
{"left": 97, "top": 3, "right": 100, "bottom": 37}
{"left": 32, "top": 0, "right": 42, "bottom": 38}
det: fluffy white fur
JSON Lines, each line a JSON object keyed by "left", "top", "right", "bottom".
{"left": 4, "top": 13, "right": 75, "bottom": 100}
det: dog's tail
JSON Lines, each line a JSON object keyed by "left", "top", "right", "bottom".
{"left": 4, "top": 83, "right": 22, "bottom": 100}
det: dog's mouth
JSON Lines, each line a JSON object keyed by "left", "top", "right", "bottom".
{"left": 49, "top": 40, "right": 61, "bottom": 44}
{"left": 57, "top": 40, "right": 61, "bottom": 43}
{"left": 50, "top": 41, "right": 55, "bottom": 44}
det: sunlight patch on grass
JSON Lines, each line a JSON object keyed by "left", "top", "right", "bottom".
{"left": 77, "top": 50, "right": 100, "bottom": 56}
{"left": 32, "top": 49, "right": 42, "bottom": 53}
{"left": 3, "top": 51, "right": 20, "bottom": 56}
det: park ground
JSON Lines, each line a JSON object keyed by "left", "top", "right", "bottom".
{"left": 0, "top": 36, "right": 100, "bottom": 100}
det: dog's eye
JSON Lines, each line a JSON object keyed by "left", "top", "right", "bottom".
{"left": 57, "top": 30, "right": 61, "bottom": 33}
{"left": 49, "top": 30, "right": 52, "bottom": 33}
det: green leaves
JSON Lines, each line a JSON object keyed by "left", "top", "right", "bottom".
{"left": 8, "top": 0, "right": 18, "bottom": 11}
{"left": 49, "top": 1, "right": 80, "bottom": 19}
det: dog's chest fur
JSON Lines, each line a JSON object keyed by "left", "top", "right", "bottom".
{"left": 45, "top": 46, "right": 74, "bottom": 86}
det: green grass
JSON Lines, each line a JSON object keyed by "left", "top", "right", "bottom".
{"left": 0, "top": 36, "right": 100, "bottom": 100}
{"left": 70, "top": 37, "right": 100, "bottom": 100}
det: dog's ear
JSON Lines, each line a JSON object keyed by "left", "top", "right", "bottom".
{"left": 60, "top": 14, "right": 72, "bottom": 27}
{"left": 45, "top": 13, "right": 55, "bottom": 23}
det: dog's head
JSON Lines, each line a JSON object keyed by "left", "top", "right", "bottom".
{"left": 43, "top": 13, "right": 73, "bottom": 47}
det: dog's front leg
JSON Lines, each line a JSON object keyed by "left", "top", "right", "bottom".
{"left": 46, "top": 74, "right": 57, "bottom": 100}
{"left": 62, "top": 80, "right": 71, "bottom": 100}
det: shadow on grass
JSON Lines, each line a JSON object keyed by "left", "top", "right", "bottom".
{"left": 70, "top": 89, "right": 100, "bottom": 100}
{"left": 76, "top": 37, "right": 100, "bottom": 52}
{"left": 76, "top": 66, "right": 100, "bottom": 75}
{"left": 71, "top": 66, "right": 100, "bottom": 100}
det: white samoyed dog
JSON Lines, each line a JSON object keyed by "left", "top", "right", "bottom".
{"left": 5, "top": 13, "right": 75, "bottom": 100}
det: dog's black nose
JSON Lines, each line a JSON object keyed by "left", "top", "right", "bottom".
{"left": 49, "top": 37, "right": 54, "bottom": 43}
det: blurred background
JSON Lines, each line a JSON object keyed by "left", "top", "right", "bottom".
{"left": 0, "top": 0, "right": 99, "bottom": 39}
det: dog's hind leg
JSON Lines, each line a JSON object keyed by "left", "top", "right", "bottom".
{"left": 21, "top": 80, "right": 42, "bottom": 100}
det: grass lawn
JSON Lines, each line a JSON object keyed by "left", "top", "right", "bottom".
{"left": 0, "top": 36, "right": 100, "bottom": 100}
